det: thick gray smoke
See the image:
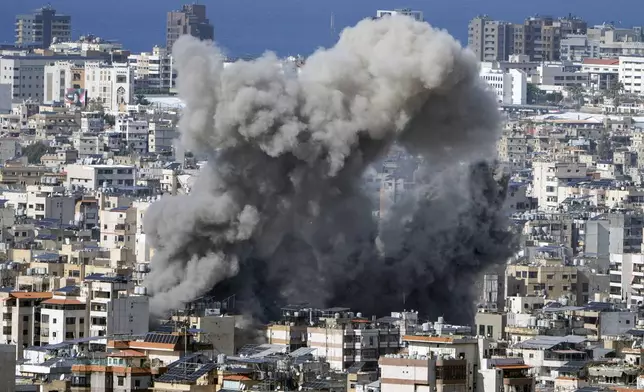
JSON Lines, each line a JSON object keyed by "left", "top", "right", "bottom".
{"left": 144, "top": 15, "right": 515, "bottom": 322}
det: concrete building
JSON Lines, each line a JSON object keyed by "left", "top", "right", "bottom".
{"left": 100, "top": 206, "right": 136, "bottom": 254}
{"left": 43, "top": 60, "right": 87, "bottom": 104}
{"left": 166, "top": 4, "right": 214, "bottom": 53}
{"left": 64, "top": 164, "right": 136, "bottom": 191}
{"left": 537, "top": 63, "right": 588, "bottom": 88}
{"left": 71, "top": 349, "right": 153, "bottom": 391}
{"left": 380, "top": 335, "right": 479, "bottom": 392}
{"left": 609, "top": 253, "right": 644, "bottom": 305}
{"left": 116, "top": 117, "right": 148, "bottom": 154}
{"left": 0, "top": 344, "right": 16, "bottom": 392}
{"left": 619, "top": 56, "right": 644, "bottom": 95}
{"left": 0, "top": 56, "right": 69, "bottom": 102}
{"left": 128, "top": 46, "right": 174, "bottom": 93}
{"left": 25, "top": 184, "right": 75, "bottom": 222}
{"left": 507, "top": 262, "right": 579, "bottom": 304}
{"left": 480, "top": 67, "right": 527, "bottom": 105}
{"left": 0, "top": 163, "right": 50, "bottom": 187}
{"left": 84, "top": 61, "right": 134, "bottom": 112}
{"left": 0, "top": 138, "right": 21, "bottom": 162}
{"left": 376, "top": 9, "right": 424, "bottom": 22}
{"left": 581, "top": 58, "right": 619, "bottom": 92}
{"left": 81, "top": 274, "right": 149, "bottom": 342}
{"left": 306, "top": 309, "right": 400, "bottom": 371}
{"left": 40, "top": 288, "right": 87, "bottom": 345}
{"left": 532, "top": 161, "right": 588, "bottom": 211}
{"left": 0, "top": 291, "right": 53, "bottom": 359}
{"left": 468, "top": 16, "right": 513, "bottom": 62}
{"left": 560, "top": 34, "right": 600, "bottom": 61}
{"left": 15, "top": 5, "right": 71, "bottom": 49}
{"left": 148, "top": 120, "right": 177, "bottom": 153}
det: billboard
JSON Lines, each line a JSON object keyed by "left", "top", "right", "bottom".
{"left": 65, "top": 88, "right": 87, "bottom": 107}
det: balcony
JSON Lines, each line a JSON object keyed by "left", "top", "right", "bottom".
{"left": 504, "top": 377, "right": 534, "bottom": 386}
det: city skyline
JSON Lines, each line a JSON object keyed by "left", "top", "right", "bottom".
{"left": 1, "top": 0, "right": 644, "bottom": 57}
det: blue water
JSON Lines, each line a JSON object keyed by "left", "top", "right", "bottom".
{"left": 1, "top": 0, "right": 642, "bottom": 57}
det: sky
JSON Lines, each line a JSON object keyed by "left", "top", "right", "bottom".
{"left": 1, "top": 0, "right": 644, "bottom": 58}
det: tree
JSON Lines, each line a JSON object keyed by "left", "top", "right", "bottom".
{"left": 527, "top": 83, "right": 545, "bottom": 105}
{"left": 565, "top": 85, "right": 585, "bottom": 107}
{"left": 87, "top": 98, "right": 105, "bottom": 113}
{"left": 22, "top": 142, "right": 54, "bottom": 164}
{"left": 135, "top": 94, "right": 150, "bottom": 106}
{"left": 104, "top": 113, "right": 116, "bottom": 126}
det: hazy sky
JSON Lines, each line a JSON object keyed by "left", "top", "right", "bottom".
{"left": 2, "top": 0, "right": 643, "bottom": 57}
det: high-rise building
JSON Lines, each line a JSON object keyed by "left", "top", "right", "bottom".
{"left": 166, "top": 4, "right": 214, "bottom": 53}
{"left": 15, "top": 5, "right": 71, "bottom": 49}
{"left": 468, "top": 16, "right": 513, "bottom": 62}
{"left": 376, "top": 9, "right": 424, "bottom": 22}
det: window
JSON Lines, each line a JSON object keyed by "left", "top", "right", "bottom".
{"left": 117, "top": 376, "right": 125, "bottom": 386}
{"left": 135, "top": 380, "right": 141, "bottom": 387}
{"left": 53, "top": 318, "right": 57, "bottom": 324}
{"left": 546, "top": 274, "right": 554, "bottom": 279}
{"left": 528, "top": 271, "right": 537, "bottom": 279}
{"left": 66, "top": 317, "right": 76, "bottom": 324}
{"left": 52, "top": 332, "right": 57, "bottom": 338}
{"left": 23, "top": 315, "right": 28, "bottom": 322}
{"left": 562, "top": 275, "right": 568, "bottom": 280}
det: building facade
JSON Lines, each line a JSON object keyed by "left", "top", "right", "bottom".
{"left": 166, "top": 4, "right": 214, "bottom": 53}
{"left": 15, "top": 6, "right": 71, "bottom": 48}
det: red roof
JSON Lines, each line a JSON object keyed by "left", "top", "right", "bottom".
{"left": 11, "top": 292, "right": 53, "bottom": 300}
{"left": 583, "top": 58, "right": 619, "bottom": 65}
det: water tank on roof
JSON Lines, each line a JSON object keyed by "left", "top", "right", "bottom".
{"left": 437, "top": 316, "right": 445, "bottom": 325}
{"left": 529, "top": 317, "right": 537, "bottom": 327}
{"left": 334, "top": 313, "right": 340, "bottom": 319}
{"left": 293, "top": 311, "right": 300, "bottom": 318}
{"left": 422, "top": 323, "right": 431, "bottom": 332}
{"left": 356, "top": 312, "right": 363, "bottom": 318}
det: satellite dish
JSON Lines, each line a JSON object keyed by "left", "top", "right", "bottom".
{"left": 60, "top": 374, "right": 65, "bottom": 381}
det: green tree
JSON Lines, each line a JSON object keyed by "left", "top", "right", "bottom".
{"left": 527, "top": 83, "right": 544, "bottom": 105}
{"left": 22, "top": 142, "right": 53, "bottom": 164}
{"left": 87, "top": 98, "right": 105, "bottom": 113}
{"left": 135, "top": 94, "right": 150, "bottom": 105}
{"left": 104, "top": 113, "right": 116, "bottom": 126}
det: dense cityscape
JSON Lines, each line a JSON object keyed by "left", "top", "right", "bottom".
{"left": 3, "top": 3, "right": 644, "bottom": 392}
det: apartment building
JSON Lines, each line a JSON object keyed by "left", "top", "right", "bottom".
{"left": 532, "top": 161, "right": 588, "bottom": 211}
{"left": 100, "top": 206, "right": 136, "bottom": 254}
{"left": 0, "top": 56, "right": 76, "bottom": 102}
{"left": 81, "top": 274, "right": 149, "bottom": 342}
{"left": 15, "top": 6, "right": 71, "bottom": 48}
{"left": 40, "top": 286, "right": 87, "bottom": 345}
{"left": 116, "top": 117, "right": 148, "bottom": 154}
{"left": 166, "top": 4, "right": 214, "bottom": 53}
{"left": 560, "top": 34, "right": 600, "bottom": 61}
{"left": 619, "top": 56, "right": 644, "bottom": 95}
{"left": 0, "top": 163, "right": 50, "bottom": 187}
{"left": 71, "top": 350, "right": 153, "bottom": 391}
{"left": 84, "top": 61, "right": 134, "bottom": 112}
{"left": 581, "top": 58, "right": 619, "bottom": 91}
{"left": 497, "top": 129, "right": 529, "bottom": 170}
{"left": 537, "top": 63, "right": 588, "bottom": 88}
{"left": 380, "top": 335, "right": 480, "bottom": 392}
{"left": 305, "top": 308, "right": 400, "bottom": 371}
{"left": 43, "top": 60, "right": 87, "bottom": 104}
{"left": 468, "top": 16, "right": 513, "bottom": 62}
{"left": 65, "top": 164, "right": 136, "bottom": 190}
{"left": 25, "top": 185, "right": 75, "bottom": 222}
{"left": 480, "top": 67, "right": 527, "bottom": 105}
{"left": 0, "top": 291, "right": 52, "bottom": 359}
{"left": 148, "top": 120, "right": 177, "bottom": 153}
{"left": 0, "top": 344, "right": 16, "bottom": 391}
{"left": 128, "top": 46, "right": 174, "bottom": 93}
{"left": 376, "top": 9, "right": 424, "bottom": 22}
{"left": 507, "top": 261, "right": 579, "bottom": 304}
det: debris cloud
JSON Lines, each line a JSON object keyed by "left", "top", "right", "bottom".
{"left": 143, "top": 15, "right": 514, "bottom": 323}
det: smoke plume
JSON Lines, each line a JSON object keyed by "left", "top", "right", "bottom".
{"left": 144, "top": 15, "right": 515, "bottom": 323}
